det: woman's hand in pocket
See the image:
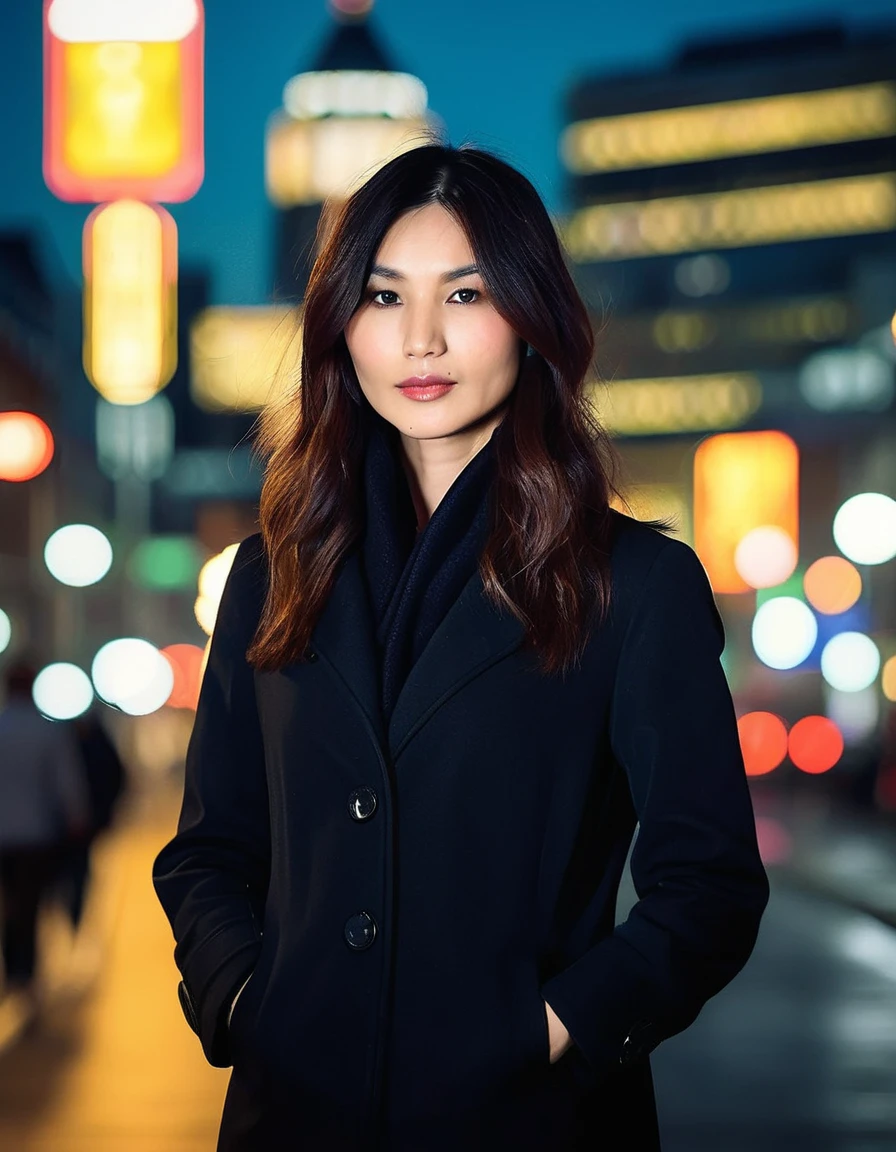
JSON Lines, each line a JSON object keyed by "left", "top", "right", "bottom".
{"left": 544, "top": 999, "right": 573, "bottom": 1064}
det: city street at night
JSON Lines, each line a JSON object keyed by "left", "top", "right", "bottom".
{"left": 2, "top": 0, "right": 896, "bottom": 1147}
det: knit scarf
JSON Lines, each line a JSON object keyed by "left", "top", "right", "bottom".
{"left": 360, "top": 412, "right": 498, "bottom": 725}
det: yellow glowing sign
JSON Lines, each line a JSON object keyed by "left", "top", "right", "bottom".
{"left": 83, "top": 200, "right": 177, "bottom": 405}
{"left": 562, "top": 82, "right": 896, "bottom": 174}
{"left": 563, "top": 173, "right": 896, "bottom": 261}
{"left": 693, "top": 430, "right": 799, "bottom": 594}
{"left": 190, "top": 306, "right": 301, "bottom": 411}
{"left": 43, "top": 0, "right": 204, "bottom": 202}
{"left": 588, "top": 373, "right": 761, "bottom": 436}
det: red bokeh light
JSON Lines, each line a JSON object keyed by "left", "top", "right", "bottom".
{"left": 161, "top": 643, "right": 205, "bottom": 710}
{"left": 788, "top": 715, "right": 843, "bottom": 774}
{"left": 737, "top": 711, "right": 789, "bottom": 776}
{"left": 0, "top": 412, "right": 54, "bottom": 481}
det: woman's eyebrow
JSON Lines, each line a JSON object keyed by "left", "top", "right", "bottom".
{"left": 368, "top": 263, "right": 481, "bottom": 283}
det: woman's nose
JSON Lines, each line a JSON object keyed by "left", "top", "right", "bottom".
{"left": 402, "top": 308, "right": 448, "bottom": 359}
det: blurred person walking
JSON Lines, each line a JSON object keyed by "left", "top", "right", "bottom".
{"left": 54, "top": 706, "right": 127, "bottom": 935}
{"left": 0, "top": 660, "right": 88, "bottom": 1003}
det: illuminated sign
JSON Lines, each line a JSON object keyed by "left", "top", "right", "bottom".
{"left": 562, "top": 82, "right": 896, "bottom": 174}
{"left": 563, "top": 172, "right": 896, "bottom": 261}
{"left": 587, "top": 373, "right": 762, "bottom": 436}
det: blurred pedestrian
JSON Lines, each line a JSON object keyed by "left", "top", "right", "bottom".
{"left": 54, "top": 706, "right": 126, "bottom": 934}
{"left": 0, "top": 660, "right": 88, "bottom": 1002}
{"left": 154, "top": 141, "right": 770, "bottom": 1152}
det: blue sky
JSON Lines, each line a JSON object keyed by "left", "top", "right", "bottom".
{"left": 1, "top": 0, "right": 894, "bottom": 306}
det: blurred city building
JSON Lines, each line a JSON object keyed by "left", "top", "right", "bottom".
{"left": 561, "top": 20, "right": 896, "bottom": 793}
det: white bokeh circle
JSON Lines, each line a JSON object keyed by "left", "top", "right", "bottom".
{"left": 752, "top": 597, "right": 818, "bottom": 670}
{"left": 735, "top": 526, "right": 798, "bottom": 589}
{"left": 44, "top": 524, "right": 113, "bottom": 587}
{"left": 833, "top": 493, "right": 896, "bottom": 565}
{"left": 820, "top": 632, "right": 881, "bottom": 692}
{"left": 32, "top": 662, "right": 94, "bottom": 720}
{"left": 92, "top": 637, "right": 173, "bottom": 714}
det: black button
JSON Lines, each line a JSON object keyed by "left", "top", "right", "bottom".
{"left": 305, "top": 648, "right": 318, "bottom": 662}
{"left": 619, "top": 1019, "right": 657, "bottom": 1066}
{"left": 348, "top": 787, "right": 377, "bottom": 822}
{"left": 344, "top": 911, "right": 377, "bottom": 950}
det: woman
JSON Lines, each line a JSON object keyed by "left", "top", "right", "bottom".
{"left": 153, "top": 141, "right": 769, "bottom": 1152}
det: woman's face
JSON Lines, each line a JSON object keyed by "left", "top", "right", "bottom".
{"left": 344, "top": 203, "right": 522, "bottom": 446}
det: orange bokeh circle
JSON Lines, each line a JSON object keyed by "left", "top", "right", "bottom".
{"left": 0, "top": 412, "right": 54, "bottom": 481}
{"left": 803, "top": 556, "right": 861, "bottom": 615}
{"left": 737, "top": 711, "right": 789, "bottom": 777}
{"left": 788, "top": 715, "right": 843, "bottom": 774}
{"left": 161, "top": 643, "right": 205, "bottom": 710}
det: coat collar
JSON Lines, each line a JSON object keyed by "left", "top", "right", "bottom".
{"left": 310, "top": 546, "right": 527, "bottom": 763}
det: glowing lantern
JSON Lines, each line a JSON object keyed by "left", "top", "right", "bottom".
{"left": 84, "top": 200, "right": 177, "bottom": 404}
{"left": 694, "top": 430, "right": 798, "bottom": 593}
{"left": 788, "top": 716, "right": 843, "bottom": 774}
{"left": 737, "top": 711, "right": 789, "bottom": 777}
{"left": 43, "top": 0, "right": 204, "bottom": 202}
{"left": 803, "top": 556, "right": 862, "bottom": 615}
{"left": 0, "top": 412, "right": 55, "bottom": 481}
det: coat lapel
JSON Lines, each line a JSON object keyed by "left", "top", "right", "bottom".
{"left": 311, "top": 548, "right": 527, "bottom": 763}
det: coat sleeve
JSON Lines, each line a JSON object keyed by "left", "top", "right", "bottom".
{"left": 152, "top": 536, "right": 270, "bottom": 1068}
{"left": 540, "top": 536, "right": 770, "bottom": 1079}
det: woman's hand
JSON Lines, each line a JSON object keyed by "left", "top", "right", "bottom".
{"left": 544, "top": 999, "right": 573, "bottom": 1063}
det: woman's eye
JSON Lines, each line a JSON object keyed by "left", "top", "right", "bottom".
{"left": 451, "top": 288, "right": 480, "bottom": 304}
{"left": 370, "top": 289, "right": 399, "bottom": 306}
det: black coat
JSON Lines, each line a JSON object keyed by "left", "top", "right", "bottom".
{"left": 152, "top": 510, "right": 770, "bottom": 1151}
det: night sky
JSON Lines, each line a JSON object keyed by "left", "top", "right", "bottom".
{"left": 1, "top": 0, "right": 893, "bottom": 306}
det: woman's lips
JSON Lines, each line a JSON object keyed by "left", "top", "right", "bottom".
{"left": 396, "top": 383, "right": 456, "bottom": 401}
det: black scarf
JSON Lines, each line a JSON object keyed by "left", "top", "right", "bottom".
{"left": 360, "top": 412, "right": 498, "bottom": 724}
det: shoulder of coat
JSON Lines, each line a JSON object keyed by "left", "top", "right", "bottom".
{"left": 229, "top": 532, "right": 269, "bottom": 596}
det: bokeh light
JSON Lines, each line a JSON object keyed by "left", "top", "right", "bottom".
{"left": 826, "top": 686, "right": 880, "bottom": 743}
{"left": 161, "top": 643, "right": 205, "bottom": 709}
{"left": 0, "top": 412, "right": 55, "bottom": 481}
{"left": 734, "top": 525, "right": 798, "bottom": 588}
{"left": 32, "top": 662, "right": 94, "bottom": 720}
{"left": 752, "top": 597, "right": 818, "bottom": 670}
{"left": 0, "top": 609, "right": 11, "bottom": 655}
{"left": 195, "top": 543, "right": 239, "bottom": 636}
{"left": 803, "top": 556, "right": 862, "bottom": 614}
{"left": 737, "top": 711, "right": 789, "bottom": 776}
{"left": 754, "top": 817, "right": 793, "bottom": 866}
{"left": 833, "top": 492, "right": 896, "bottom": 565}
{"left": 883, "top": 655, "right": 896, "bottom": 702}
{"left": 788, "top": 715, "right": 844, "bottom": 774}
{"left": 92, "top": 637, "right": 173, "bottom": 715}
{"left": 820, "top": 631, "right": 881, "bottom": 692}
{"left": 44, "top": 524, "right": 113, "bottom": 587}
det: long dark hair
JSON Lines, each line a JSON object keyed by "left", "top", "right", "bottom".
{"left": 247, "top": 140, "right": 635, "bottom": 678}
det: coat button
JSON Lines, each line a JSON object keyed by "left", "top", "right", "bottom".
{"left": 344, "top": 911, "right": 377, "bottom": 950}
{"left": 348, "top": 787, "right": 377, "bottom": 822}
{"left": 305, "top": 648, "right": 318, "bottom": 662}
